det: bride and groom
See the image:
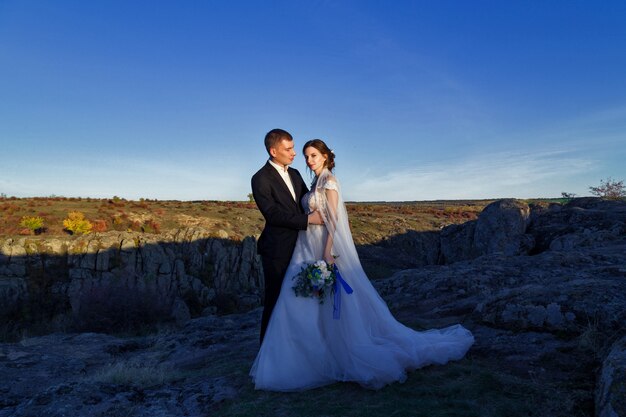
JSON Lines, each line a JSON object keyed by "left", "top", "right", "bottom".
{"left": 250, "top": 128, "right": 474, "bottom": 391}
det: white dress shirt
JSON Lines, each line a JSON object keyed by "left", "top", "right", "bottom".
{"left": 268, "top": 159, "right": 297, "bottom": 201}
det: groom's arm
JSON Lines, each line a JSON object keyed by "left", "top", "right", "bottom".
{"left": 252, "top": 174, "right": 309, "bottom": 230}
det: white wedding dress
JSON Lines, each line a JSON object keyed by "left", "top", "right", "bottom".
{"left": 250, "top": 169, "right": 474, "bottom": 391}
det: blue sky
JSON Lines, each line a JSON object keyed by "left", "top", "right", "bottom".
{"left": 1, "top": 0, "right": 625, "bottom": 201}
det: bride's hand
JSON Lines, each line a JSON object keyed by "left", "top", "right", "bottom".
{"left": 308, "top": 210, "right": 324, "bottom": 225}
{"left": 324, "top": 252, "right": 335, "bottom": 265}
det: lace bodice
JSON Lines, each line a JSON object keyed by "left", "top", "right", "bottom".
{"left": 301, "top": 177, "right": 339, "bottom": 214}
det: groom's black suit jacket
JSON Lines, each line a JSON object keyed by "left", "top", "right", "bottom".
{"left": 251, "top": 161, "right": 309, "bottom": 343}
{"left": 251, "top": 161, "right": 309, "bottom": 260}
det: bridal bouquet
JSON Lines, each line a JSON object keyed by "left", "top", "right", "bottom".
{"left": 292, "top": 259, "right": 354, "bottom": 319}
{"left": 292, "top": 260, "right": 336, "bottom": 304}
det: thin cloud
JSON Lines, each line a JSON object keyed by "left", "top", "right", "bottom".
{"left": 347, "top": 150, "right": 596, "bottom": 201}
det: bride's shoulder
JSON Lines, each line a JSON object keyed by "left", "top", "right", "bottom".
{"left": 320, "top": 172, "right": 339, "bottom": 191}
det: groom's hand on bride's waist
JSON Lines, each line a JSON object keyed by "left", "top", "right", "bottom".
{"left": 308, "top": 211, "right": 324, "bottom": 225}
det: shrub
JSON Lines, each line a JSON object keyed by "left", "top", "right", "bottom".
{"left": 142, "top": 219, "right": 161, "bottom": 234}
{"left": 91, "top": 219, "right": 108, "bottom": 233}
{"left": 589, "top": 178, "right": 626, "bottom": 200}
{"left": 108, "top": 195, "right": 126, "bottom": 207}
{"left": 63, "top": 211, "right": 93, "bottom": 235}
{"left": 129, "top": 220, "right": 143, "bottom": 232}
{"left": 2, "top": 203, "right": 18, "bottom": 215}
{"left": 19, "top": 216, "right": 45, "bottom": 234}
{"left": 111, "top": 215, "right": 126, "bottom": 231}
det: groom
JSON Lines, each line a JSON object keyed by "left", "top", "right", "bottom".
{"left": 251, "top": 128, "right": 323, "bottom": 344}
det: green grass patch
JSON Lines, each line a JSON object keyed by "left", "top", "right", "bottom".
{"left": 207, "top": 354, "right": 567, "bottom": 417}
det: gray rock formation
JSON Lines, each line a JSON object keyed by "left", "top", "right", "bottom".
{"left": 596, "top": 336, "right": 626, "bottom": 417}
{"left": 439, "top": 220, "right": 477, "bottom": 263}
{"left": 1, "top": 233, "right": 624, "bottom": 415}
{"left": 378, "top": 238, "right": 626, "bottom": 416}
{"left": 440, "top": 199, "right": 534, "bottom": 263}
{"left": 473, "top": 198, "right": 533, "bottom": 256}
{"left": 0, "top": 313, "right": 257, "bottom": 417}
{"left": 527, "top": 198, "right": 626, "bottom": 254}
{"left": 0, "top": 277, "right": 27, "bottom": 317}
{"left": 3, "top": 197, "right": 626, "bottom": 329}
{"left": 357, "top": 230, "right": 440, "bottom": 278}
{"left": 0, "top": 229, "right": 264, "bottom": 324}
{"left": 439, "top": 198, "right": 626, "bottom": 265}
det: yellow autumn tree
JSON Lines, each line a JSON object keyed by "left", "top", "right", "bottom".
{"left": 63, "top": 211, "right": 93, "bottom": 235}
{"left": 19, "top": 216, "right": 45, "bottom": 234}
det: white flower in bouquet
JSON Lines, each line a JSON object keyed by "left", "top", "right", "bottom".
{"left": 292, "top": 259, "right": 337, "bottom": 303}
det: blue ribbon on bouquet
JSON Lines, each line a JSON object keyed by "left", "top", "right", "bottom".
{"left": 332, "top": 264, "right": 353, "bottom": 319}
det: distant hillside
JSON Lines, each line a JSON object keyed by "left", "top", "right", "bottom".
{"left": 0, "top": 197, "right": 497, "bottom": 245}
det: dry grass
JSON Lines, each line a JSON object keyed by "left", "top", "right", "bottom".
{"left": 0, "top": 197, "right": 263, "bottom": 240}
{"left": 0, "top": 197, "right": 495, "bottom": 245}
{"left": 88, "top": 361, "right": 184, "bottom": 387}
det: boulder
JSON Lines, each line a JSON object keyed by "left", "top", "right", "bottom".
{"left": 473, "top": 199, "right": 533, "bottom": 256}
{"left": 440, "top": 199, "right": 534, "bottom": 263}
{"left": 439, "top": 220, "right": 477, "bottom": 263}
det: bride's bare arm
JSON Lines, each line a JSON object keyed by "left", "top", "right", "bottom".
{"left": 323, "top": 187, "right": 339, "bottom": 263}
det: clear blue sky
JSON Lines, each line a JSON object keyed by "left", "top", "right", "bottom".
{"left": 1, "top": 0, "right": 625, "bottom": 201}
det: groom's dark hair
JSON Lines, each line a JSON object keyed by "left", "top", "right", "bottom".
{"left": 264, "top": 129, "right": 293, "bottom": 155}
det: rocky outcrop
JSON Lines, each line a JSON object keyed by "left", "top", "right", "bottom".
{"left": 0, "top": 313, "right": 256, "bottom": 417}
{"left": 439, "top": 220, "right": 476, "bottom": 263}
{"left": 0, "top": 229, "right": 263, "bottom": 323}
{"left": 438, "top": 198, "right": 626, "bottom": 265}
{"left": 473, "top": 199, "right": 533, "bottom": 255}
{"left": 380, "top": 237, "right": 626, "bottom": 334}
{"left": 596, "top": 335, "right": 626, "bottom": 417}
{"left": 527, "top": 198, "right": 626, "bottom": 253}
{"left": 3, "top": 197, "right": 625, "bottom": 328}
{"left": 1, "top": 234, "right": 624, "bottom": 415}
{"left": 440, "top": 199, "right": 534, "bottom": 263}
{"left": 357, "top": 230, "right": 440, "bottom": 278}
{"left": 378, "top": 236, "right": 626, "bottom": 416}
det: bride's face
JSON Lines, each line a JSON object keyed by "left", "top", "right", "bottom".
{"left": 304, "top": 146, "right": 327, "bottom": 175}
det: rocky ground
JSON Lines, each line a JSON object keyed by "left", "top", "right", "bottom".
{"left": 1, "top": 198, "right": 625, "bottom": 416}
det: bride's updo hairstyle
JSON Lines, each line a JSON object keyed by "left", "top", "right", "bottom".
{"left": 302, "top": 139, "right": 335, "bottom": 172}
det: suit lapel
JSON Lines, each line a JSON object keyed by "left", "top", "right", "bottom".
{"left": 288, "top": 168, "right": 304, "bottom": 203}
{"left": 265, "top": 162, "right": 298, "bottom": 208}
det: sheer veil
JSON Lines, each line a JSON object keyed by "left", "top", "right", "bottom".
{"left": 313, "top": 168, "right": 367, "bottom": 281}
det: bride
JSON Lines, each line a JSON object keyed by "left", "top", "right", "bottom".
{"left": 250, "top": 139, "right": 474, "bottom": 391}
